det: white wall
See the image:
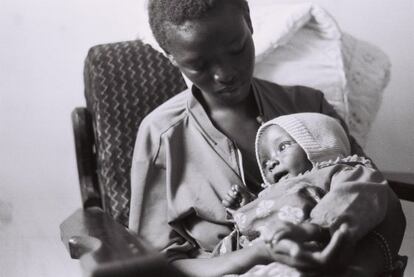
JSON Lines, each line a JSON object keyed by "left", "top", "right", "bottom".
{"left": 0, "top": 1, "right": 146, "bottom": 276}
{"left": 0, "top": 0, "right": 412, "bottom": 276}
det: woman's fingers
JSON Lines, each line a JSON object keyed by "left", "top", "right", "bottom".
{"left": 280, "top": 239, "right": 302, "bottom": 257}
{"left": 310, "top": 223, "right": 348, "bottom": 265}
{"left": 270, "top": 222, "right": 330, "bottom": 249}
{"left": 289, "top": 224, "right": 349, "bottom": 269}
{"left": 319, "top": 224, "right": 346, "bottom": 258}
{"left": 267, "top": 225, "right": 350, "bottom": 271}
{"left": 267, "top": 239, "right": 316, "bottom": 270}
{"left": 267, "top": 239, "right": 297, "bottom": 260}
{"left": 270, "top": 221, "right": 292, "bottom": 241}
{"left": 271, "top": 222, "right": 308, "bottom": 244}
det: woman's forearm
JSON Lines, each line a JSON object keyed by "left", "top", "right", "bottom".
{"left": 172, "top": 242, "right": 271, "bottom": 277}
{"left": 381, "top": 189, "right": 406, "bottom": 259}
{"left": 343, "top": 191, "right": 406, "bottom": 276}
{"left": 339, "top": 234, "right": 385, "bottom": 277}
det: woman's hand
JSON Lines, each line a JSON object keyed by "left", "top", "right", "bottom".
{"left": 270, "top": 222, "right": 330, "bottom": 245}
{"left": 265, "top": 224, "right": 354, "bottom": 273}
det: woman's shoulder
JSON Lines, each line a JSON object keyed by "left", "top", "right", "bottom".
{"left": 253, "top": 77, "right": 323, "bottom": 98}
{"left": 253, "top": 78, "right": 325, "bottom": 113}
{"left": 139, "top": 89, "right": 191, "bottom": 135}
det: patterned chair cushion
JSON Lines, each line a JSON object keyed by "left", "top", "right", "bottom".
{"left": 84, "top": 40, "right": 187, "bottom": 226}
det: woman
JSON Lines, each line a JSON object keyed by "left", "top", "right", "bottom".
{"left": 129, "top": 0, "right": 405, "bottom": 276}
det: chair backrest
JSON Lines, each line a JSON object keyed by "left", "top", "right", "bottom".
{"left": 84, "top": 40, "right": 187, "bottom": 226}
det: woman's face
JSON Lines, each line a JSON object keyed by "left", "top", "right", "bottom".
{"left": 165, "top": 2, "right": 255, "bottom": 106}
{"left": 259, "top": 125, "right": 312, "bottom": 184}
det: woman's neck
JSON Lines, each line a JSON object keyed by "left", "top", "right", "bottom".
{"left": 196, "top": 87, "right": 260, "bottom": 119}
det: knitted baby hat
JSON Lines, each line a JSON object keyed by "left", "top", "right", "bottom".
{"left": 256, "top": 112, "right": 351, "bottom": 168}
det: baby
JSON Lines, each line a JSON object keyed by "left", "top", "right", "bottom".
{"left": 220, "top": 113, "right": 392, "bottom": 276}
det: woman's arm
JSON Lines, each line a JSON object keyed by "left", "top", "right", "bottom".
{"left": 172, "top": 242, "right": 271, "bottom": 277}
{"left": 319, "top": 93, "right": 406, "bottom": 273}
{"left": 319, "top": 94, "right": 365, "bottom": 157}
{"left": 266, "top": 166, "right": 405, "bottom": 274}
{"left": 342, "top": 203, "right": 406, "bottom": 277}
{"left": 354, "top": 188, "right": 406, "bottom": 275}
{"left": 310, "top": 164, "right": 390, "bottom": 241}
{"left": 308, "top": 166, "right": 405, "bottom": 275}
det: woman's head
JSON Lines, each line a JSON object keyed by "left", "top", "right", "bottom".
{"left": 148, "top": 0, "right": 251, "bottom": 52}
{"left": 256, "top": 113, "right": 351, "bottom": 185}
{"left": 148, "top": 0, "right": 255, "bottom": 105}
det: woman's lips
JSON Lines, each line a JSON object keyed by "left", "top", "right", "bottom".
{"left": 217, "top": 86, "right": 238, "bottom": 94}
{"left": 216, "top": 81, "right": 247, "bottom": 94}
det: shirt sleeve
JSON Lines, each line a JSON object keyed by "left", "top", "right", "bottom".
{"left": 128, "top": 118, "right": 196, "bottom": 262}
{"left": 285, "top": 85, "right": 405, "bottom": 266}
{"left": 314, "top": 93, "right": 405, "bottom": 264}
{"left": 309, "top": 164, "right": 389, "bottom": 241}
{"left": 311, "top": 164, "right": 406, "bottom": 270}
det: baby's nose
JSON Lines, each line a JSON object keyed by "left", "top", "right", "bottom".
{"left": 265, "top": 160, "right": 279, "bottom": 171}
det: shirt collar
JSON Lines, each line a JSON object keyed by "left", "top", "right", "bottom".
{"left": 185, "top": 78, "right": 266, "bottom": 144}
{"left": 186, "top": 85, "right": 226, "bottom": 145}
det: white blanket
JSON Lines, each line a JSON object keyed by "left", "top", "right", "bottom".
{"left": 250, "top": 1, "right": 391, "bottom": 146}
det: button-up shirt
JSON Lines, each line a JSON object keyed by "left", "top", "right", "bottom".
{"left": 128, "top": 78, "right": 369, "bottom": 261}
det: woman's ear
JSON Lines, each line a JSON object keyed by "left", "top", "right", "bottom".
{"left": 167, "top": 54, "right": 179, "bottom": 67}
{"left": 242, "top": 2, "right": 254, "bottom": 34}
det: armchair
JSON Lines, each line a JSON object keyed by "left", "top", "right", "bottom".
{"left": 61, "top": 40, "right": 414, "bottom": 277}
{"left": 61, "top": 40, "right": 187, "bottom": 276}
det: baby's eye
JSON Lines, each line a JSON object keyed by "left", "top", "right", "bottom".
{"left": 278, "top": 141, "right": 294, "bottom": 152}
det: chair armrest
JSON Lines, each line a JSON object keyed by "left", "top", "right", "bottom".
{"left": 60, "top": 207, "right": 185, "bottom": 277}
{"left": 72, "top": 107, "right": 102, "bottom": 208}
{"left": 383, "top": 171, "right": 414, "bottom": 202}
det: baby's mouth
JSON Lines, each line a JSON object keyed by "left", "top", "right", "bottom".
{"left": 271, "top": 171, "right": 289, "bottom": 183}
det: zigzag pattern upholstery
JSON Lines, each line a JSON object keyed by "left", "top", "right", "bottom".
{"left": 84, "top": 40, "right": 187, "bottom": 226}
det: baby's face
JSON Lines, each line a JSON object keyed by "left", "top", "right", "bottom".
{"left": 258, "top": 125, "right": 312, "bottom": 184}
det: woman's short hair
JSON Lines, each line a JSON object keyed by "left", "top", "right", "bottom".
{"left": 148, "top": 0, "right": 249, "bottom": 52}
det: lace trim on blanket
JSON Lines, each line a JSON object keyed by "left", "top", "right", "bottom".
{"left": 314, "top": 154, "right": 373, "bottom": 169}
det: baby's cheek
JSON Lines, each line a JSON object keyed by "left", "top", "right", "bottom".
{"left": 263, "top": 172, "right": 273, "bottom": 184}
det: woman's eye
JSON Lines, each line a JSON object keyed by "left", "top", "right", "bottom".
{"left": 190, "top": 64, "right": 205, "bottom": 71}
{"left": 229, "top": 42, "right": 246, "bottom": 55}
{"left": 187, "top": 61, "right": 206, "bottom": 72}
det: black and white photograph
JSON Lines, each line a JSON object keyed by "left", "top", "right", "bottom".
{"left": 1, "top": 0, "right": 413, "bottom": 276}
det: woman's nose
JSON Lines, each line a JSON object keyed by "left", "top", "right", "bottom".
{"left": 213, "top": 67, "right": 236, "bottom": 85}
